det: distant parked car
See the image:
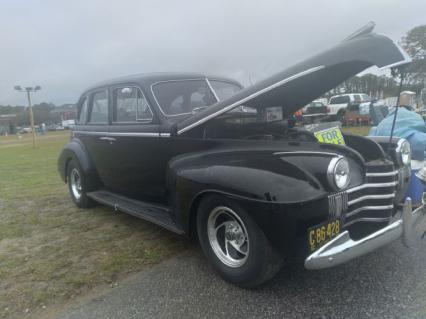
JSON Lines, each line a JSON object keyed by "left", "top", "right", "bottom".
{"left": 304, "top": 100, "right": 328, "bottom": 115}
{"left": 327, "top": 93, "right": 371, "bottom": 122}
{"left": 19, "top": 127, "right": 32, "bottom": 134}
{"left": 302, "top": 100, "right": 329, "bottom": 124}
{"left": 47, "top": 124, "right": 65, "bottom": 131}
{"left": 62, "top": 119, "right": 76, "bottom": 129}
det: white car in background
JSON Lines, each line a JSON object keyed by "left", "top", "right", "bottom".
{"left": 327, "top": 93, "right": 371, "bottom": 121}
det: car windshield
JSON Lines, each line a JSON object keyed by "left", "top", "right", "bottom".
{"left": 209, "top": 80, "right": 242, "bottom": 101}
{"left": 152, "top": 80, "right": 218, "bottom": 116}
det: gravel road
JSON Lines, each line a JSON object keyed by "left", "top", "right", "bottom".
{"left": 60, "top": 219, "right": 426, "bottom": 319}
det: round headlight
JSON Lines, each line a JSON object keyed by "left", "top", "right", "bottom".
{"left": 400, "top": 140, "right": 411, "bottom": 166}
{"left": 327, "top": 157, "right": 350, "bottom": 190}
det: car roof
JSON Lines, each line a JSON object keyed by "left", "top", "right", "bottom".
{"left": 82, "top": 72, "right": 241, "bottom": 95}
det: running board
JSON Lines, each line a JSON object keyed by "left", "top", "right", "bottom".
{"left": 87, "top": 190, "right": 184, "bottom": 234}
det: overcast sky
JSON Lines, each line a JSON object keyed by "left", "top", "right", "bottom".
{"left": 1, "top": 0, "right": 424, "bottom": 106}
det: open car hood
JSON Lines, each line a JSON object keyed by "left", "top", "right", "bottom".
{"left": 176, "top": 22, "right": 411, "bottom": 135}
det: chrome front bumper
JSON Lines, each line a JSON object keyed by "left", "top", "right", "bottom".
{"left": 305, "top": 197, "right": 426, "bottom": 270}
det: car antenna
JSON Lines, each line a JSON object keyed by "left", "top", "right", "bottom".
{"left": 388, "top": 67, "right": 405, "bottom": 155}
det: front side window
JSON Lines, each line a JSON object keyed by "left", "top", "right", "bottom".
{"left": 152, "top": 80, "right": 217, "bottom": 116}
{"left": 113, "top": 87, "right": 153, "bottom": 122}
{"left": 209, "top": 80, "right": 242, "bottom": 101}
{"left": 78, "top": 96, "right": 88, "bottom": 124}
{"left": 89, "top": 90, "right": 108, "bottom": 123}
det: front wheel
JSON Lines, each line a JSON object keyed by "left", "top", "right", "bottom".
{"left": 197, "top": 195, "right": 283, "bottom": 287}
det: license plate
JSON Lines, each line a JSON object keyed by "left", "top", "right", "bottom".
{"left": 308, "top": 218, "right": 341, "bottom": 253}
{"left": 314, "top": 127, "right": 345, "bottom": 145}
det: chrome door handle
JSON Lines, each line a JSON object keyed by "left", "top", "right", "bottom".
{"left": 99, "top": 136, "right": 116, "bottom": 142}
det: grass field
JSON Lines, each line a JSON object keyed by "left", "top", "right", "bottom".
{"left": 0, "top": 131, "right": 189, "bottom": 319}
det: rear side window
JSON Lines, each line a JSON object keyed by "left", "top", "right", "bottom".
{"left": 89, "top": 90, "right": 108, "bottom": 123}
{"left": 113, "top": 87, "right": 153, "bottom": 122}
{"left": 78, "top": 97, "right": 88, "bottom": 124}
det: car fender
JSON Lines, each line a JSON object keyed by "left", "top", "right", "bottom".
{"left": 166, "top": 149, "right": 363, "bottom": 232}
{"left": 57, "top": 138, "right": 99, "bottom": 185}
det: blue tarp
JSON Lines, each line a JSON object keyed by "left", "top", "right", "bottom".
{"left": 369, "top": 108, "right": 426, "bottom": 160}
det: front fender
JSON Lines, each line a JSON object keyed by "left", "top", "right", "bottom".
{"left": 167, "top": 149, "right": 363, "bottom": 232}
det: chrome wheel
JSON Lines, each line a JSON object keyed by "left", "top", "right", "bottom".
{"left": 70, "top": 168, "right": 82, "bottom": 200}
{"left": 207, "top": 206, "right": 249, "bottom": 268}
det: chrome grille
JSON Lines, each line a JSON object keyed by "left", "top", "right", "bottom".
{"left": 328, "top": 192, "right": 348, "bottom": 218}
{"left": 328, "top": 162, "right": 399, "bottom": 228}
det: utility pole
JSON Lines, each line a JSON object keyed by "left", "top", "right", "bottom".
{"left": 14, "top": 85, "right": 41, "bottom": 148}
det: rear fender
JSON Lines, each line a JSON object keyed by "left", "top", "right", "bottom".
{"left": 57, "top": 138, "right": 100, "bottom": 185}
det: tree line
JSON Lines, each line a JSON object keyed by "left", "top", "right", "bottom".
{"left": 325, "top": 24, "right": 426, "bottom": 103}
{"left": 0, "top": 102, "right": 76, "bottom": 127}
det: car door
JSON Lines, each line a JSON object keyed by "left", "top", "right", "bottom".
{"left": 107, "top": 86, "right": 167, "bottom": 202}
{"left": 75, "top": 89, "right": 112, "bottom": 186}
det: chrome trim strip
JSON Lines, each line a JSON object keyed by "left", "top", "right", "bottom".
{"left": 109, "top": 132, "right": 159, "bottom": 137}
{"left": 346, "top": 205, "right": 394, "bottom": 218}
{"left": 177, "top": 66, "right": 325, "bottom": 135}
{"left": 205, "top": 78, "right": 220, "bottom": 101}
{"left": 159, "top": 133, "right": 171, "bottom": 137}
{"left": 344, "top": 217, "right": 392, "bottom": 227}
{"left": 73, "top": 130, "right": 109, "bottom": 136}
{"left": 346, "top": 181, "right": 398, "bottom": 193}
{"left": 366, "top": 170, "right": 398, "bottom": 177}
{"left": 347, "top": 193, "right": 395, "bottom": 206}
{"left": 72, "top": 131, "right": 169, "bottom": 138}
{"left": 274, "top": 151, "right": 338, "bottom": 157}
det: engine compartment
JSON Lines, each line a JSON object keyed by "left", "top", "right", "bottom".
{"left": 185, "top": 113, "right": 318, "bottom": 142}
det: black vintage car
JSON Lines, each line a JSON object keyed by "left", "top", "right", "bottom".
{"left": 58, "top": 24, "right": 425, "bottom": 287}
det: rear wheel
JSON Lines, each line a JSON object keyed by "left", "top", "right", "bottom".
{"left": 197, "top": 195, "right": 283, "bottom": 287}
{"left": 67, "top": 159, "right": 96, "bottom": 208}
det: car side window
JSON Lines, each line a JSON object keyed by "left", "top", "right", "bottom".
{"left": 89, "top": 90, "right": 108, "bottom": 124}
{"left": 113, "top": 87, "right": 153, "bottom": 123}
{"left": 78, "top": 97, "right": 88, "bottom": 124}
